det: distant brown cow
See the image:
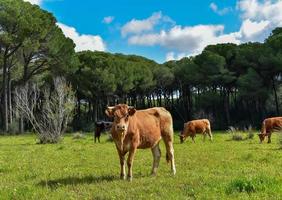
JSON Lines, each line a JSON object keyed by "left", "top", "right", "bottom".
{"left": 105, "top": 104, "right": 176, "bottom": 181}
{"left": 180, "top": 119, "right": 213, "bottom": 143}
{"left": 258, "top": 117, "right": 282, "bottom": 143}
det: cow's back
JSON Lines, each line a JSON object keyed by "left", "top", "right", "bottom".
{"left": 263, "top": 117, "right": 282, "bottom": 133}
{"left": 185, "top": 119, "right": 210, "bottom": 134}
{"left": 127, "top": 107, "right": 173, "bottom": 148}
{"left": 133, "top": 107, "right": 172, "bottom": 130}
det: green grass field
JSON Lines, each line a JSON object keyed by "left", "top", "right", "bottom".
{"left": 0, "top": 132, "right": 282, "bottom": 200}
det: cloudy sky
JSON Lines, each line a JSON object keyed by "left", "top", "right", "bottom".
{"left": 25, "top": 0, "right": 282, "bottom": 63}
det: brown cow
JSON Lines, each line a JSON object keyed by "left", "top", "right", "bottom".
{"left": 180, "top": 119, "right": 212, "bottom": 143}
{"left": 258, "top": 117, "right": 282, "bottom": 143}
{"left": 105, "top": 104, "right": 176, "bottom": 181}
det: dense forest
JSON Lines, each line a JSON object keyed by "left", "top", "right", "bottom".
{"left": 0, "top": 0, "right": 282, "bottom": 135}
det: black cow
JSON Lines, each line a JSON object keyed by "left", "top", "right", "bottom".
{"left": 94, "top": 121, "right": 112, "bottom": 143}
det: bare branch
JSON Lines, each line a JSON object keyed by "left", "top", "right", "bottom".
{"left": 14, "top": 77, "right": 75, "bottom": 143}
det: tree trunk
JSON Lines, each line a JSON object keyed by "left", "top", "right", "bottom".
{"left": 93, "top": 99, "right": 98, "bottom": 122}
{"left": 224, "top": 89, "right": 231, "bottom": 127}
{"left": 152, "top": 94, "right": 156, "bottom": 107}
{"left": 2, "top": 56, "right": 9, "bottom": 132}
{"left": 77, "top": 96, "right": 81, "bottom": 121}
{"left": 19, "top": 115, "right": 24, "bottom": 134}
{"left": 272, "top": 77, "right": 280, "bottom": 115}
{"left": 187, "top": 86, "right": 192, "bottom": 121}
{"left": 8, "top": 72, "right": 12, "bottom": 124}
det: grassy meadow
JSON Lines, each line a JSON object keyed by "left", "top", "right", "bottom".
{"left": 0, "top": 132, "right": 282, "bottom": 200}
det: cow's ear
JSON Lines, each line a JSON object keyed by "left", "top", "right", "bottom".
{"left": 105, "top": 106, "right": 115, "bottom": 118}
{"left": 128, "top": 107, "right": 136, "bottom": 116}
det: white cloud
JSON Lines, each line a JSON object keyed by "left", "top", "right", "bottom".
{"left": 236, "top": 0, "right": 282, "bottom": 42}
{"left": 125, "top": 1, "right": 282, "bottom": 61}
{"left": 24, "top": 0, "right": 42, "bottom": 5}
{"left": 121, "top": 11, "right": 174, "bottom": 37}
{"left": 239, "top": 19, "right": 270, "bottom": 41}
{"left": 128, "top": 24, "right": 240, "bottom": 56}
{"left": 166, "top": 52, "right": 190, "bottom": 61}
{"left": 103, "top": 16, "right": 115, "bottom": 24}
{"left": 57, "top": 23, "right": 106, "bottom": 52}
{"left": 210, "top": 2, "right": 218, "bottom": 12}
{"left": 237, "top": 0, "right": 282, "bottom": 24}
{"left": 210, "top": 2, "right": 232, "bottom": 15}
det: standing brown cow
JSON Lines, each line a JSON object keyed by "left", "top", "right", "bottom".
{"left": 180, "top": 119, "right": 212, "bottom": 143}
{"left": 258, "top": 117, "right": 282, "bottom": 143}
{"left": 105, "top": 104, "right": 176, "bottom": 181}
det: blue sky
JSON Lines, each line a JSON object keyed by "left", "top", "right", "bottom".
{"left": 27, "top": 0, "right": 282, "bottom": 63}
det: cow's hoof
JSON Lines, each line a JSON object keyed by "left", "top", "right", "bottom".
{"left": 120, "top": 175, "right": 126, "bottom": 180}
{"left": 151, "top": 172, "right": 157, "bottom": 176}
{"left": 127, "top": 176, "right": 132, "bottom": 182}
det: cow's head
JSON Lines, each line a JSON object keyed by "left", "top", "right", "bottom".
{"left": 258, "top": 133, "right": 266, "bottom": 143}
{"left": 179, "top": 131, "right": 187, "bottom": 143}
{"left": 105, "top": 104, "right": 136, "bottom": 134}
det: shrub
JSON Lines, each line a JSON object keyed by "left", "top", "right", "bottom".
{"left": 15, "top": 77, "right": 76, "bottom": 144}
{"left": 226, "top": 176, "right": 277, "bottom": 194}
{"left": 232, "top": 134, "right": 244, "bottom": 141}
{"left": 8, "top": 120, "right": 19, "bottom": 135}
{"left": 227, "top": 126, "right": 244, "bottom": 141}
{"left": 227, "top": 179, "right": 256, "bottom": 193}
{"left": 72, "top": 132, "right": 85, "bottom": 140}
{"left": 246, "top": 125, "right": 254, "bottom": 140}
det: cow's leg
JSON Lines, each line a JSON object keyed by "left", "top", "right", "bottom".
{"left": 191, "top": 136, "right": 195, "bottom": 143}
{"left": 203, "top": 132, "right": 207, "bottom": 142}
{"left": 207, "top": 128, "right": 213, "bottom": 141}
{"left": 163, "top": 137, "right": 176, "bottom": 175}
{"left": 98, "top": 135, "right": 100, "bottom": 143}
{"left": 127, "top": 147, "right": 137, "bottom": 181}
{"left": 267, "top": 132, "right": 272, "bottom": 143}
{"left": 94, "top": 127, "right": 99, "bottom": 143}
{"left": 117, "top": 150, "right": 126, "bottom": 180}
{"left": 151, "top": 143, "right": 161, "bottom": 176}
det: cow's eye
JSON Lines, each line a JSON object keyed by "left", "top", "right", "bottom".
{"left": 114, "top": 117, "right": 120, "bottom": 123}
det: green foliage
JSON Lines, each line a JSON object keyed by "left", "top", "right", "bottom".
{"left": 278, "top": 133, "right": 282, "bottom": 149}
{"left": 238, "top": 68, "right": 268, "bottom": 99}
{"left": 226, "top": 176, "right": 278, "bottom": 194}
{"left": 7, "top": 121, "right": 19, "bottom": 135}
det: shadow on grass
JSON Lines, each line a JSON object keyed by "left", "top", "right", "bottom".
{"left": 0, "top": 143, "right": 35, "bottom": 146}
{"left": 38, "top": 175, "right": 117, "bottom": 189}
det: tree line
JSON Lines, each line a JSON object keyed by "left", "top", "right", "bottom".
{"left": 1, "top": 0, "right": 282, "bottom": 134}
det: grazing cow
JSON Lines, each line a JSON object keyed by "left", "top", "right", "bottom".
{"left": 94, "top": 121, "right": 112, "bottom": 143}
{"left": 258, "top": 117, "right": 282, "bottom": 143}
{"left": 105, "top": 104, "right": 176, "bottom": 181}
{"left": 180, "top": 119, "right": 212, "bottom": 143}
